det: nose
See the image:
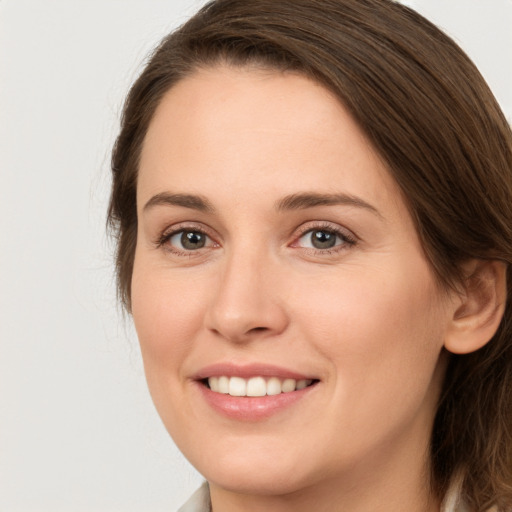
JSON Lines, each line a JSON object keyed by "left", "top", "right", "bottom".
{"left": 204, "top": 250, "right": 289, "bottom": 343}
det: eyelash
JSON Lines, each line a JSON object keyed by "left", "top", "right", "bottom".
{"left": 155, "top": 221, "right": 357, "bottom": 257}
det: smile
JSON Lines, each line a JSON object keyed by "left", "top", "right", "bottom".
{"left": 194, "top": 363, "right": 320, "bottom": 419}
{"left": 207, "top": 376, "right": 314, "bottom": 397}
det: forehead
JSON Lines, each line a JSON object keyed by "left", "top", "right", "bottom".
{"left": 138, "top": 65, "right": 405, "bottom": 218}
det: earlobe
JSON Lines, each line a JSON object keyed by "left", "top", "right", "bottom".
{"left": 444, "top": 260, "right": 507, "bottom": 355}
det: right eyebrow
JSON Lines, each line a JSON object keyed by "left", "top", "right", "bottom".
{"left": 142, "top": 192, "right": 215, "bottom": 213}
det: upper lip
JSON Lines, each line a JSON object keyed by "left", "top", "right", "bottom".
{"left": 193, "top": 362, "right": 317, "bottom": 381}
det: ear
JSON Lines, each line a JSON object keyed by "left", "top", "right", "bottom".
{"left": 444, "top": 259, "right": 507, "bottom": 355}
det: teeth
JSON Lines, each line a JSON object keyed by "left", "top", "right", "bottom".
{"left": 207, "top": 376, "right": 313, "bottom": 396}
{"left": 282, "top": 378, "right": 296, "bottom": 393}
{"left": 266, "top": 377, "right": 282, "bottom": 396}
{"left": 218, "top": 376, "right": 229, "bottom": 394}
{"left": 209, "top": 376, "right": 219, "bottom": 392}
{"left": 296, "top": 379, "right": 308, "bottom": 390}
{"left": 229, "top": 376, "right": 246, "bottom": 396}
{"left": 247, "top": 377, "right": 266, "bottom": 397}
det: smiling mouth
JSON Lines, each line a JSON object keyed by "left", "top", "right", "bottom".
{"left": 204, "top": 376, "right": 317, "bottom": 397}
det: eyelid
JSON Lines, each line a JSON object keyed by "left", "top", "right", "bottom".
{"left": 293, "top": 221, "right": 356, "bottom": 240}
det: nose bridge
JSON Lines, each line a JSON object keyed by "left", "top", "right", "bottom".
{"left": 205, "top": 242, "right": 287, "bottom": 342}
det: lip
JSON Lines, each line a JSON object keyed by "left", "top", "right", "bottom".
{"left": 192, "top": 362, "right": 319, "bottom": 421}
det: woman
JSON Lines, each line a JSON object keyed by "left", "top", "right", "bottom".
{"left": 108, "top": 0, "right": 512, "bottom": 510}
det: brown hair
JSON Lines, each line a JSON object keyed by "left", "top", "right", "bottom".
{"left": 108, "top": 0, "right": 512, "bottom": 509}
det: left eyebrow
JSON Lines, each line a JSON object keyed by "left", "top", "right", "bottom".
{"left": 275, "top": 192, "right": 383, "bottom": 218}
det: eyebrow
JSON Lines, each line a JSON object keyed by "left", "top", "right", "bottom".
{"left": 143, "top": 190, "right": 382, "bottom": 218}
{"left": 143, "top": 192, "right": 214, "bottom": 213}
{"left": 276, "top": 192, "right": 383, "bottom": 218}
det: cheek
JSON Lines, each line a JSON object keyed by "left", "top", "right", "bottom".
{"left": 286, "top": 263, "right": 447, "bottom": 463}
{"left": 289, "top": 259, "right": 447, "bottom": 397}
{"left": 131, "top": 258, "right": 208, "bottom": 379}
{"left": 130, "top": 258, "right": 215, "bottom": 439}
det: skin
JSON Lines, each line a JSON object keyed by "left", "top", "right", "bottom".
{"left": 132, "top": 66, "right": 463, "bottom": 512}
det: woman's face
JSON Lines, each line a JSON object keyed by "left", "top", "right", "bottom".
{"left": 132, "top": 66, "right": 455, "bottom": 499}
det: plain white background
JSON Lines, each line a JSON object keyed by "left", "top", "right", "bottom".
{"left": 0, "top": 1, "right": 511, "bottom": 511}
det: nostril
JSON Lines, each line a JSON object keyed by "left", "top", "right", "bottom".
{"left": 247, "top": 326, "right": 269, "bottom": 335}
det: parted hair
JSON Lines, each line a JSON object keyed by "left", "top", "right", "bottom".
{"left": 108, "top": 1, "right": 512, "bottom": 509}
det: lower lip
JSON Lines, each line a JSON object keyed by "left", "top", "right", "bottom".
{"left": 196, "top": 381, "right": 318, "bottom": 421}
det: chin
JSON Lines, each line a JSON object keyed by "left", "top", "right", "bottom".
{"left": 185, "top": 437, "right": 317, "bottom": 496}
{"left": 207, "top": 465, "right": 311, "bottom": 497}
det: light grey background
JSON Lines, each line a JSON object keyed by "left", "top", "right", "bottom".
{"left": 1, "top": 1, "right": 511, "bottom": 511}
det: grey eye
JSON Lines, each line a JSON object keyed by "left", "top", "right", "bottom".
{"left": 298, "top": 229, "right": 341, "bottom": 249}
{"left": 170, "top": 230, "right": 208, "bottom": 250}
